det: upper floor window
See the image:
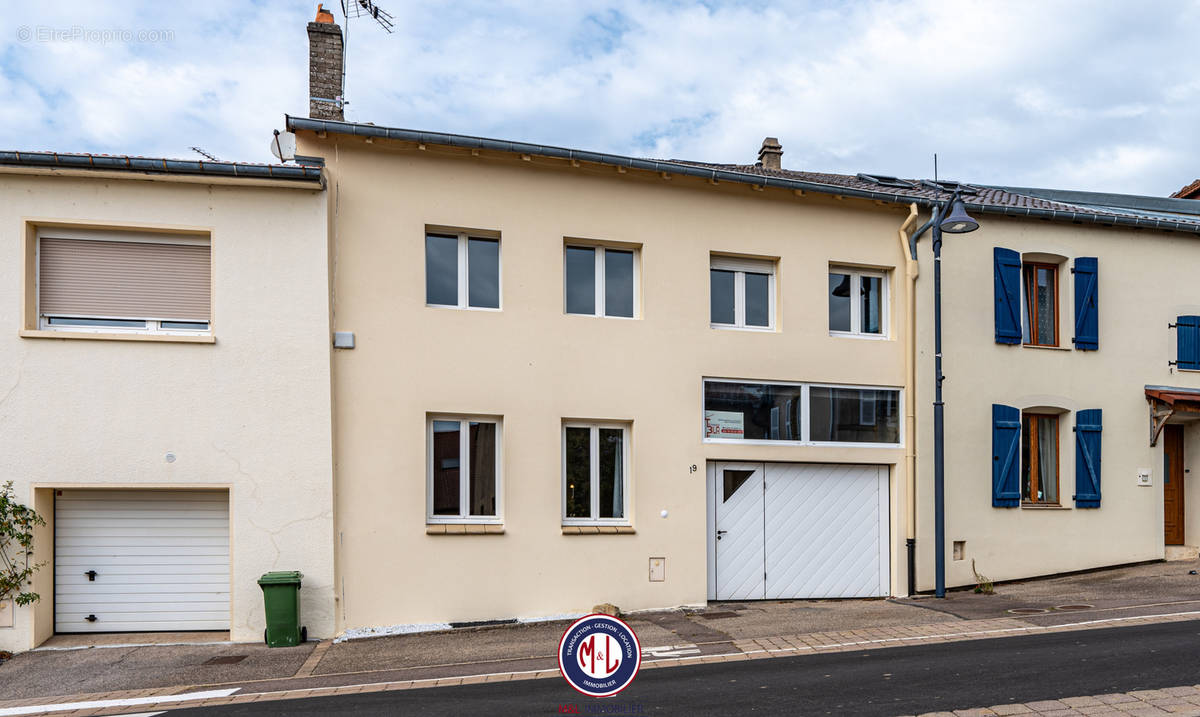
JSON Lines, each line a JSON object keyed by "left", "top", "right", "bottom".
{"left": 38, "top": 230, "right": 211, "bottom": 335}
{"left": 428, "top": 415, "right": 501, "bottom": 522}
{"left": 426, "top": 231, "right": 500, "bottom": 310}
{"left": 565, "top": 244, "right": 636, "bottom": 318}
{"left": 710, "top": 255, "right": 775, "bottom": 330}
{"left": 829, "top": 268, "right": 886, "bottom": 337}
{"left": 1022, "top": 262, "right": 1058, "bottom": 346}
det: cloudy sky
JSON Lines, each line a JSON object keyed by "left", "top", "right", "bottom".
{"left": 3, "top": 1, "right": 1198, "bottom": 196}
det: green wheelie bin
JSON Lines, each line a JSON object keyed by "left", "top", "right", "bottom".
{"left": 258, "top": 571, "right": 307, "bottom": 647}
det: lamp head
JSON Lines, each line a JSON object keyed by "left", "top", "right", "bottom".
{"left": 940, "top": 197, "right": 979, "bottom": 234}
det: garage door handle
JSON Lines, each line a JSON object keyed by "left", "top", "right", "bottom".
{"left": 85, "top": 570, "right": 98, "bottom": 581}
{"left": 85, "top": 614, "right": 98, "bottom": 622}
{"left": 716, "top": 530, "right": 728, "bottom": 541}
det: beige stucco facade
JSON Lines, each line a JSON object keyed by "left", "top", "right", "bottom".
{"left": 914, "top": 214, "right": 1200, "bottom": 590}
{"left": 0, "top": 171, "right": 336, "bottom": 650}
{"left": 297, "top": 132, "right": 917, "bottom": 632}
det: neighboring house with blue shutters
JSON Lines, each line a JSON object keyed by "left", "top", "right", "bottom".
{"left": 915, "top": 186, "right": 1200, "bottom": 591}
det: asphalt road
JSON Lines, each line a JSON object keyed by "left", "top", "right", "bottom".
{"left": 173, "top": 620, "right": 1200, "bottom": 716}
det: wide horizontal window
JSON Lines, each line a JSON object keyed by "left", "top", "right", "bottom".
{"left": 704, "top": 379, "right": 901, "bottom": 445}
{"left": 38, "top": 232, "right": 211, "bottom": 335}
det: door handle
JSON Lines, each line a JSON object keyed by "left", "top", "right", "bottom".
{"left": 716, "top": 530, "right": 728, "bottom": 541}
{"left": 85, "top": 570, "right": 98, "bottom": 581}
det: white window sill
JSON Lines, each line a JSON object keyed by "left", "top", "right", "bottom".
{"left": 1020, "top": 503, "right": 1071, "bottom": 510}
{"left": 1021, "top": 344, "right": 1071, "bottom": 351}
{"left": 703, "top": 438, "right": 902, "bottom": 449}
{"left": 565, "top": 312, "right": 640, "bottom": 321}
{"left": 561, "top": 525, "right": 636, "bottom": 535}
{"left": 20, "top": 329, "right": 215, "bottom": 344}
{"left": 710, "top": 324, "right": 776, "bottom": 333}
{"left": 426, "top": 523, "right": 505, "bottom": 535}
{"left": 830, "top": 331, "right": 891, "bottom": 341}
{"left": 426, "top": 303, "right": 502, "bottom": 312}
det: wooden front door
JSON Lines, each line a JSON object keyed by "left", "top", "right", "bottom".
{"left": 1164, "top": 425, "right": 1185, "bottom": 545}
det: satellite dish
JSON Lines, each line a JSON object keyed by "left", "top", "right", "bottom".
{"left": 270, "top": 130, "right": 297, "bottom": 162}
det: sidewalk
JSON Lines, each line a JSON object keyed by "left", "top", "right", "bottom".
{"left": 2, "top": 559, "right": 1199, "bottom": 715}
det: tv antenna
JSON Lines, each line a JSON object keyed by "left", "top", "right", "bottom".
{"left": 336, "top": 0, "right": 395, "bottom": 116}
{"left": 190, "top": 147, "right": 220, "bottom": 161}
{"left": 341, "top": 0, "right": 394, "bottom": 33}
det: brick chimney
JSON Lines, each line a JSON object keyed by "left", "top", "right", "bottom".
{"left": 758, "top": 137, "right": 783, "bottom": 170}
{"left": 308, "top": 4, "right": 344, "bottom": 121}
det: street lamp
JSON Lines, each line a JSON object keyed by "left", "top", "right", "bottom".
{"left": 931, "top": 191, "right": 980, "bottom": 598}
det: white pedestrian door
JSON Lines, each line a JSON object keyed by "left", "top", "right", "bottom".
{"left": 55, "top": 489, "right": 231, "bottom": 633}
{"left": 712, "top": 462, "right": 766, "bottom": 600}
{"left": 711, "top": 463, "right": 889, "bottom": 600}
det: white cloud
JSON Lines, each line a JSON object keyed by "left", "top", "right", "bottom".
{"left": 1, "top": 0, "right": 1198, "bottom": 195}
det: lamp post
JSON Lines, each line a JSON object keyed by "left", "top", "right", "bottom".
{"left": 931, "top": 192, "right": 980, "bottom": 598}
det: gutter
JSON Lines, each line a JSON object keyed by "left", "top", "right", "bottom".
{"left": 0, "top": 150, "right": 324, "bottom": 183}
{"left": 286, "top": 116, "right": 1200, "bottom": 235}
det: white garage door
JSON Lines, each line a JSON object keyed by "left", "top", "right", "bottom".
{"left": 55, "top": 489, "right": 230, "bottom": 633}
{"left": 709, "top": 462, "right": 889, "bottom": 600}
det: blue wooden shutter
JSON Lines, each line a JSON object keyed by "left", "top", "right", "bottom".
{"left": 992, "top": 404, "right": 1021, "bottom": 507}
{"left": 1178, "top": 316, "right": 1200, "bottom": 370}
{"left": 993, "top": 248, "right": 1021, "bottom": 344}
{"left": 1074, "top": 409, "right": 1102, "bottom": 508}
{"left": 1072, "top": 257, "right": 1098, "bottom": 351}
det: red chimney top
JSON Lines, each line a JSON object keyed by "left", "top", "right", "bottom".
{"left": 315, "top": 4, "right": 335, "bottom": 23}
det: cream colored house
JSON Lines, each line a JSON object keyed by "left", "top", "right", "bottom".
{"left": 290, "top": 116, "right": 917, "bottom": 633}
{"left": 0, "top": 154, "right": 336, "bottom": 650}
{"left": 910, "top": 186, "right": 1200, "bottom": 590}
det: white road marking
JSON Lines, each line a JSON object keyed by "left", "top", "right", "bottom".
{"left": 642, "top": 644, "right": 702, "bottom": 658}
{"left": 0, "top": 688, "right": 238, "bottom": 716}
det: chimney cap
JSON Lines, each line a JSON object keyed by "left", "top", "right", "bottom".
{"left": 758, "top": 137, "right": 783, "bottom": 169}
{"left": 315, "top": 3, "right": 335, "bottom": 23}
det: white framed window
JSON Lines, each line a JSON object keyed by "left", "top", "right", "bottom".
{"left": 564, "top": 244, "right": 638, "bottom": 318}
{"left": 36, "top": 229, "right": 211, "bottom": 336}
{"left": 710, "top": 255, "right": 775, "bottom": 330}
{"left": 427, "top": 415, "right": 502, "bottom": 523}
{"left": 426, "top": 231, "right": 501, "bottom": 310}
{"left": 703, "top": 378, "right": 902, "bottom": 447}
{"left": 563, "top": 422, "right": 630, "bottom": 525}
{"left": 828, "top": 267, "right": 888, "bottom": 337}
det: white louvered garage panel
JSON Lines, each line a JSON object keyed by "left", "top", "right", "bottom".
{"left": 764, "top": 464, "right": 889, "bottom": 598}
{"left": 710, "top": 463, "right": 889, "bottom": 600}
{"left": 55, "top": 490, "right": 230, "bottom": 633}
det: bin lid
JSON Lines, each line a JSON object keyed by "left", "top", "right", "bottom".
{"left": 257, "top": 570, "right": 303, "bottom": 585}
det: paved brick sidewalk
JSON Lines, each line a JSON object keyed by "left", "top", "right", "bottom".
{"left": 2, "top": 609, "right": 1199, "bottom": 716}
{"left": 900, "top": 684, "right": 1200, "bottom": 716}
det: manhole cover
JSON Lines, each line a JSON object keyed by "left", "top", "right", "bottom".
{"left": 204, "top": 655, "right": 247, "bottom": 665}
{"left": 700, "top": 611, "right": 739, "bottom": 620}
{"left": 1054, "top": 604, "right": 1094, "bottom": 611}
{"left": 1006, "top": 608, "right": 1050, "bottom": 615}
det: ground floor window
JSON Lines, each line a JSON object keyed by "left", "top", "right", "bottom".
{"left": 563, "top": 423, "right": 629, "bottom": 524}
{"left": 1021, "top": 412, "right": 1059, "bottom": 504}
{"left": 428, "top": 416, "right": 501, "bottom": 521}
